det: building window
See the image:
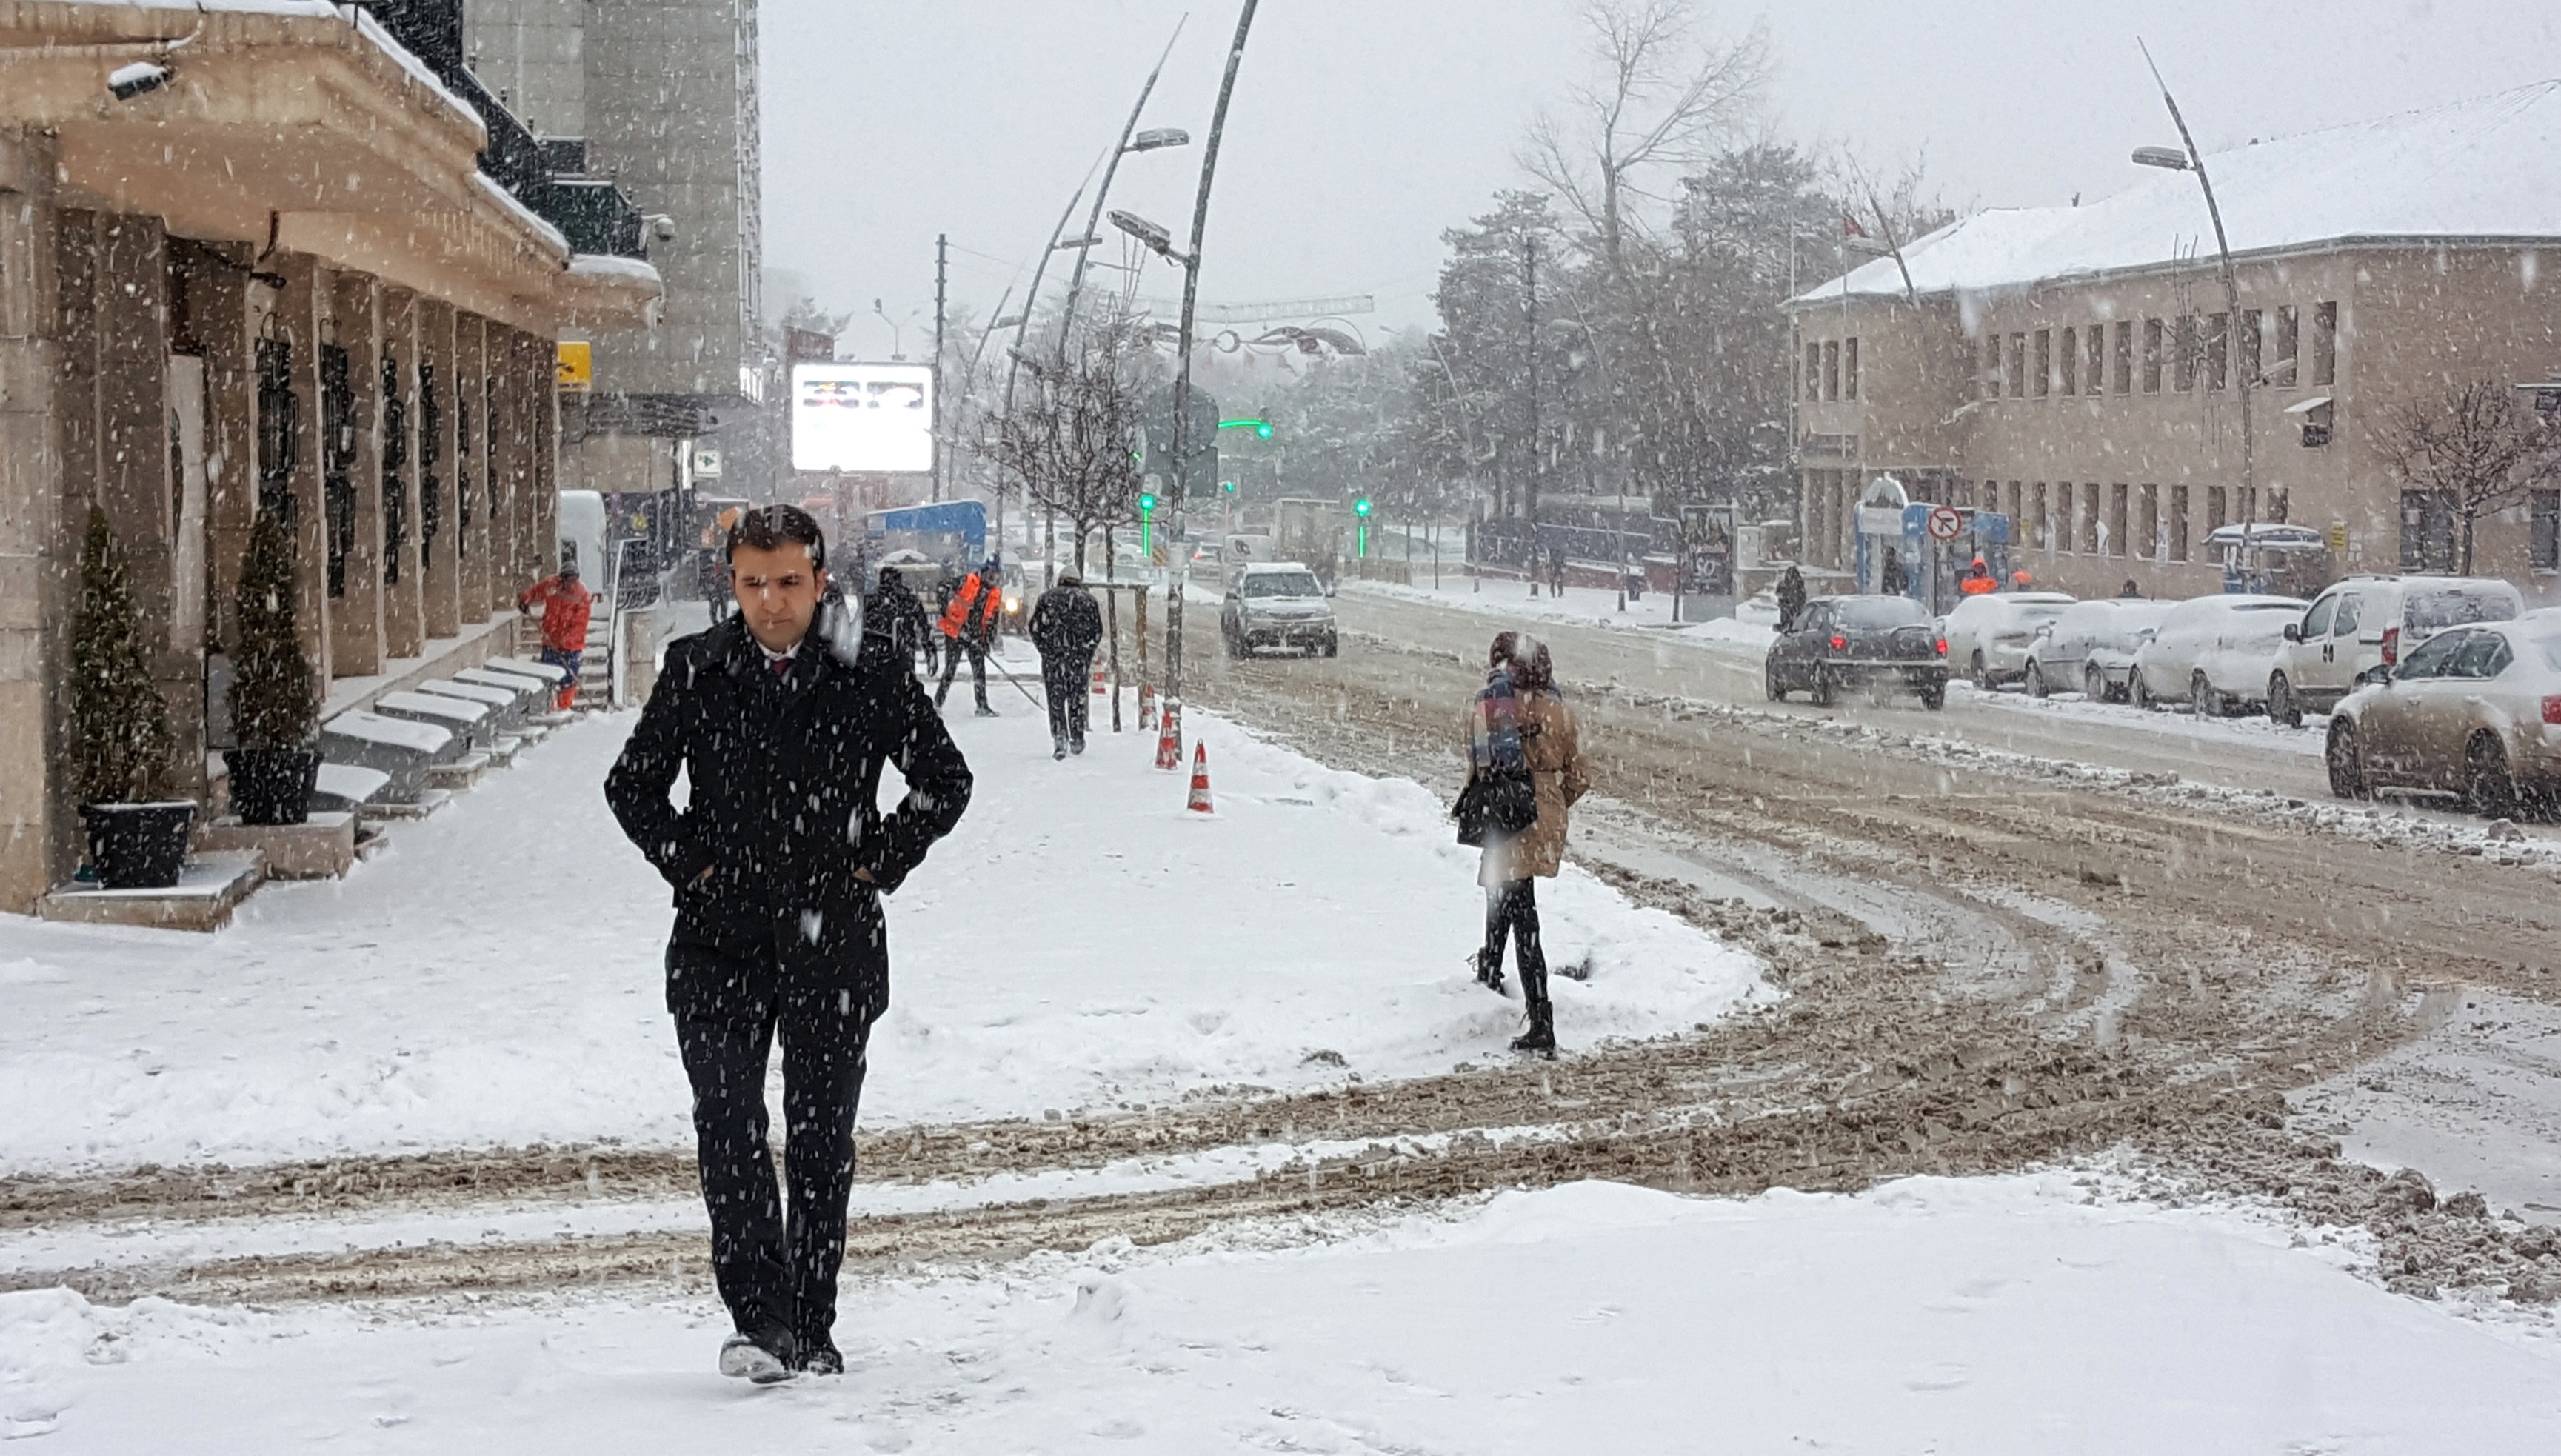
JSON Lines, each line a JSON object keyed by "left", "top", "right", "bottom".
{"left": 1844, "top": 337, "right": 1860, "bottom": 400}
{"left": 2170, "top": 484, "right": 2191, "bottom": 561}
{"left": 2533, "top": 490, "right": 2561, "bottom": 571}
{"left": 2059, "top": 327, "right": 2079, "bottom": 395}
{"left": 2311, "top": 301, "right": 2338, "bottom": 387}
{"left": 1982, "top": 336, "right": 2001, "bottom": 398}
{"left": 2205, "top": 313, "right": 2229, "bottom": 390}
{"left": 2238, "top": 309, "right": 2263, "bottom": 389}
{"left": 2143, "top": 318, "right": 2164, "bottom": 393}
{"left": 2272, "top": 306, "right": 2300, "bottom": 388}
{"left": 2172, "top": 316, "right": 2197, "bottom": 392}
{"left": 2109, "top": 484, "right": 2130, "bottom": 557}
{"left": 2009, "top": 333, "right": 2026, "bottom": 398}
{"left": 2031, "top": 482, "right": 2049, "bottom": 548}
{"left": 2237, "top": 487, "right": 2257, "bottom": 527}
{"left": 2082, "top": 482, "right": 2102, "bottom": 555}
{"left": 1823, "top": 340, "right": 1840, "bottom": 401}
{"left": 2114, "top": 321, "right": 2134, "bottom": 394}
{"left": 2007, "top": 481, "right": 2023, "bottom": 525}
{"left": 2087, "top": 325, "right": 2107, "bottom": 395}
{"left": 2401, "top": 490, "right": 2456, "bottom": 572}
{"left": 2140, "top": 483, "right": 2160, "bottom": 561}
{"left": 1805, "top": 341, "right": 1820, "bottom": 401}
{"left": 1981, "top": 478, "right": 1998, "bottom": 511}
{"left": 2033, "top": 329, "right": 2051, "bottom": 398}
{"left": 2208, "top": 484, "right": 2228, "bottom": 534}
{"left": 2266, "top": 487, "right": 2288, "bottom": 525}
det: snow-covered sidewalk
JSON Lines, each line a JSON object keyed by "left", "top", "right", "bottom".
{"left": 8, "top": 1175, "right": 2558, "bottom": 1452}
{"left": 0, "top": 679, "right": 1760, "bottom": 1174}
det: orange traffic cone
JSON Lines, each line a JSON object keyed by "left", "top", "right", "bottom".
{"left": 1091, "top": 662, "right": 1108, "bottom": 696}
{"left": 1138, "top": 684, "right": 1157, "bottom": 729}
{"left": 1154, "top": 701, "right": 1182, "bottom": 770}
{"left": 1186, "top": 742, "right": 1215, "bottom": 814}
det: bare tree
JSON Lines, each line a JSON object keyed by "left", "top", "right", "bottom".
{"left": 1520, "top": 0, "right": 1771, "bottom": 279}
{"left": 2376, "top": 379, "right": 2561, "bottom": 575}
{"left": 983, "top": 322, "right": 1147, "bottom": 573}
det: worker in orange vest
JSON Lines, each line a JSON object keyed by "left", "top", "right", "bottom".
{"left": 518, "top": 561, "right": 592, "bottom": 710}
{"left": 935, "top": 561, "right": 1003, "bottom": 715}
{"left": 1958, "top": 557, "right": 1998, "bottom": 596}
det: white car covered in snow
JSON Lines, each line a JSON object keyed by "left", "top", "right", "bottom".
{"left": 2023, "top": 598, "right": 2174, "bottom": 701}
{"left": 1938, "top": 592, "right": 2074, "bottom": 687}
{"left": 2131, "top": 594, "right": 2309, "bottom": 715}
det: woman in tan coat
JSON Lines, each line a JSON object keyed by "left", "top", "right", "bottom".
{"left": 1472, "top": 636, "right": 1590, "bottom": 1055}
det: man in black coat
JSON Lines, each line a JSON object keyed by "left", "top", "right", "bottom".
{"left": 866, "top": 564, "right": 932, "bottom": 673}
{"left": 604, "top": 505, "right": 972, "bottom": 1383}
{"left": 1027, "top": 571, "right": 1105, "bottom": 758}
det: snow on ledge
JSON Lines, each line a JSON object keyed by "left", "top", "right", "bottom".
{"left": 472, "top": 173, "right": 570, "bottom": 259}
{"left": 568, "top": 253, "right": 663, "bottom": 290}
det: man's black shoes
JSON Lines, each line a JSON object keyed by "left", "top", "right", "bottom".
{"left": 796, "top": 1335, "right": 844, "bottom": 1377}
{"left": 718, "top": 1326, "right": 798, "bottom": 1385}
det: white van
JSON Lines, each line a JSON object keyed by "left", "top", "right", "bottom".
{"left": 2266, "top": 575, "right": 2524, "bottom": 725}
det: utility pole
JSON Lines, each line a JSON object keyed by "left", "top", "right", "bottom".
{"left": 1523, "top": 231, "right": 1541, "bottom": 592}
{"left": 1164, "top": 0, "right": 1261, "bottom": 751}
{"left": 932, "top": 232, "right": 948, "bottom": 505}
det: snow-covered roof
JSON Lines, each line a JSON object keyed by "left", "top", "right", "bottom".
{"left": 1791, "top": 80, "right": 2561, "bottom": 306}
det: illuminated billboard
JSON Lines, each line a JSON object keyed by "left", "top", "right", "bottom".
{"left": 790, "top": 362, "right": 934, "bottom": 474}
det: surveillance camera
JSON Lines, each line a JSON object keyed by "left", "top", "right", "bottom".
{"left": 108, "top": 61, "right": 170, "bottom": 102}
{"left": 647, "top": 213, "right": 678, "bottom": 243}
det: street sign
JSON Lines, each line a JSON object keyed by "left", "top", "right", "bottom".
{"left": 555, "top": 341, "right": 592, "bottom": 393}
{"left": 1925, "top": 504, "right": 1963, "bottom": 541}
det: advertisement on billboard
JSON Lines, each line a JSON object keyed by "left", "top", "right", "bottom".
{"left": 790, "top": 363, "right": 934, "bottom": 474}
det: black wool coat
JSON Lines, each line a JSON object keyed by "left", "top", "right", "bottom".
{"left": 605, "top": 613, "right": 972, "bottom": 1022}
{"left": 1028, "top": 584, "right": 1103, "bottom": 662}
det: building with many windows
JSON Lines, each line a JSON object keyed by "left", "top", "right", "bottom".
{"left": 1786, "top": 81, "right": 2561, "bottom": 604}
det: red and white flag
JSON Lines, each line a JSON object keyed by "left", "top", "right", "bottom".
{"left": 1843, "top": 213, "right": 1870, "bottom": 239}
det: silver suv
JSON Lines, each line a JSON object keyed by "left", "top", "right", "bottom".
{"left": 1221, "top": 562, "right": 1339, "bottom": 658}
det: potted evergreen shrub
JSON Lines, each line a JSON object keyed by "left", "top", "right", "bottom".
{"left": 71, "top": 507, "right": 193, "bottom": 888}
{"left": 224, "top": 508, "right": 320, "bottom": 825}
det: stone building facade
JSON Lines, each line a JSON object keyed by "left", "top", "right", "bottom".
{"left": 1786, "top": 83, "right": 2561, "bottom": 604}
{"left": 0, "top": 1, "right": 659, "bottom": 909}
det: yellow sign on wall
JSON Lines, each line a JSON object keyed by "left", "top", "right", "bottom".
{"left": 556, "top": 341, "right": 593, "bottom": 393}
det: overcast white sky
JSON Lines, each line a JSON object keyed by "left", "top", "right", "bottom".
{"left": 761, "top": 0, "right": 2561, "bottom": 354}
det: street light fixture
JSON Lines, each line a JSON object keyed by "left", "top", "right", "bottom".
{"left": 1127, "top": 127, "right": 1192, "bottom": 153}
{"left": 1109, "top": 209, "right": 1189, "bottom": 267}
{"left": 2131, "top": 145, "right": 2191, "bottom": 171}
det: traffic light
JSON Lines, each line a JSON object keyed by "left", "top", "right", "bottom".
{"left": 1138, "top": 492, "right": 1158, "bottom": 514}
{"left": 1221, "top": 418, "right": 1275, "bottom": 440}
{"left": 1138, "top": 492, "right": 1158, "bottom": 556}
{"left": 1352, "top": 498, "right": 1372, "bottom": 516}
{"left": 1353, "top": 498, "right": 1372, "bottom": 558}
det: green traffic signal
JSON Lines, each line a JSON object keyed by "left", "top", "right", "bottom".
{"left": 1353, "top": 498, "right": 1373, "bottom": 517}
{"left": 1138, "top": 492, "right": 1158, "bottom": 513}
{"left": 1218, "top": 418, "right": 1275, "bottom": 440}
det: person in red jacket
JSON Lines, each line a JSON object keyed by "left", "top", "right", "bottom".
{"left": 518, "top": 562, "right": 593, "bottom": 710}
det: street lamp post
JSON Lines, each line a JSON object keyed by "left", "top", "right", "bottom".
{"left": 1056, "top": 20, "right": 1192, "bottom": 363}
{"left": 2134, "top": 41, "right": 2255, "bottom": 590}
{"left": 1160, "top": 0, "right": 1260, "bottom": 754}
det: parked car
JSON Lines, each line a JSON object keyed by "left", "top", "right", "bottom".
{"left": 2131, "top": 594, "right": 2310, "bottom": 715}
{"left": 1937, "top": 592, "right": 2074, "bottom": 687}
{"left": 2267, "top": 575, "right": 2525, "bottom": 727}
{"left": 2325, "top": 619, "right": 2561, "bottom": 816}
{"left": 2023, "top": 598, "right": 2175, "bottom": 701}
{"left": 1765, "top": 595, "right": 1948, "bottom": 709}
{"left": 1221, "top": 562, "right": 1338, "bottom": 658}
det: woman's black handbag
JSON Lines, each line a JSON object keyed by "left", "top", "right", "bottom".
{"left": 1454, "top": 765, "right": 1537, "bottom": 846}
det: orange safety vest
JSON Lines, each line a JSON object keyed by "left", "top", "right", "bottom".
{"left": 1958, "top": 574, "right": 1997, "bottom": 596}
{"left": 938, "top": 573, "right": 998, "bottom": 641}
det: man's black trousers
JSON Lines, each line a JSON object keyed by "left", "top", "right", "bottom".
{"left": 675, "top": 978, "right": 870, "bottom": 1348}
{"left": 935, "top": 639, "right": 989, "bottom": 709}
{"left": 1041, "top": 652, "right": 1093, "bottom": 745}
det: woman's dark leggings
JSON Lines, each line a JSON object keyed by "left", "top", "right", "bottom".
{"left": 1484, "top": 878, "right": 1549, "bottom": 1006}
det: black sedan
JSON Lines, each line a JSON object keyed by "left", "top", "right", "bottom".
{"left": 1765, "top": 595, "right": 1949, "bottom": 709}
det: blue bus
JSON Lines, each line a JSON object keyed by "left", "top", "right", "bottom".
{"left": 864, "top": 500, "right": 988, "bottom": 574}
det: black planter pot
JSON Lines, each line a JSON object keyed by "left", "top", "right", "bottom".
{"left": 224, "top": 747, "right": 321, "bottom": 826}
{"left": 80, "top": 801, "right": 196, "bottom": 890}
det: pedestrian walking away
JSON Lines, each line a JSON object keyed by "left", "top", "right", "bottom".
{"left": 1456, "top": 633, "right": 1590, "bottom": 1056}
{"left": 867, "top": 565, "right": 932, "bottom": 675}
{"left": 518, "top": 559, "right": 592, "bottom": 710}
{"left": 604, "top": 504, "right": 973, "bottom": 1383}
{"left": 935, "top": 559, "right": 1004, "bottom": 715}
{"left": 1028, "top": 570, "right": 1104, "bottom": 759}
{"left": 1775, "top": 563, "right": 1807, "bottom": 632}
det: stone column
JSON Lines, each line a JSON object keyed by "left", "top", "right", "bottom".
{"left": 491, "top": 327, "right": 531, "bottom": 604}
{"left": 456, "top": 313, "right": 492, "bottom": 622}
{"left": 418, "top": 299, "right": 461, "bottom": 640}
{"left": 0, "top": 132, "right": 64, "bottom": 908}
{"left": 276, "top": 256, "right": 333, "bottom": 684}
{"left": 380, "top": 288, "right": 424, "bottom": 658}
{"left": 93, "top": 213, "right": 193, "bottom": 795}
{"left": 327, "top": 270, "right": 385, "bottom": 677}
{"left": 198, "top": 250, "right": 255, "bottom": 666}
{"left": 532, "top": 333, "right": 560, "bottom": 586}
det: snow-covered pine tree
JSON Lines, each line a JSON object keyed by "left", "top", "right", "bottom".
{"left": 230, "top": 508, "right": 317, "bottom": 751}
{"left": 70, "top": 506, "right": 175, "bottom": 806}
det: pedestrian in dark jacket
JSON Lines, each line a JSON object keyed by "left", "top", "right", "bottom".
{"left": 604, "top": 504, "right": 972, "bottom": 1385}
{"left": 867, "top": 566, "right": 932, "bottom": 672}
{"left": 1028, "top": 572, "right": 1105, "bottom": 758}
{"left": 1776, "top": 564, "right": 1807, "bottom": 631}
